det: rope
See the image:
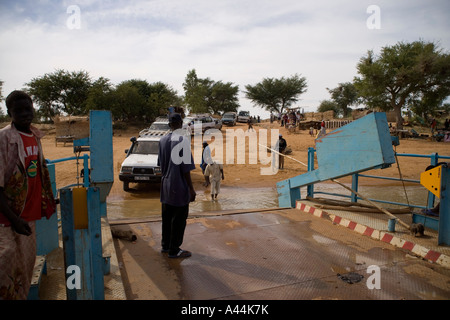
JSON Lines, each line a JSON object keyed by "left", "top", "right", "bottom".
{"left": 263, "top": 143, "right": 411, "bottom": 230}
{"left": 394, "top": 145, "right": 412, "bottom": 210}
{"left": 258, "top": 144, "right": 309, "bottom": 167}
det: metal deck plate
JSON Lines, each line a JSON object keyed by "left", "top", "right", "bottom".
{"left": 114, "top": 209, "right": 450, "bottom": 300}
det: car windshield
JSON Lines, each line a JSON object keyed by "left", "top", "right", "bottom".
{"left": 149, "top": 123, "right": 169, "bottom": 131}
{"left": 223, "top": 114, "right": 234, "bottom": 119}
{"left": 239, "top": 111, "right": 249, "bottom": 116}
{"left": 132, "top": 141, "right": 159, "bottom": 155}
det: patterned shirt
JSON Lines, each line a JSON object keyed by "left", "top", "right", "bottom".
{"left": 0, "top": 124, "right": 56, "bottom": 226}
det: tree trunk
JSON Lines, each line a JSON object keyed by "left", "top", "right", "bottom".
{"left": 394, "top": 105, "right": 403, "bottom": 130}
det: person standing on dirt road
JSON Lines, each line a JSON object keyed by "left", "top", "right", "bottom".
{"left": 204, "top": 161, "right": 224, "bottom": 201}
{"left": 275, "top": 134, "right": 287, "bottom": 169}
{"left": 158, "top": 113, "right": 196, "bottom": 259}
{"left": 431, "top": 118, "right": 437, "bottom": 135}
{"left": 0, "top": 90, "right": 56, "bottom": 299}
{"left": 201, "top": 141, "right": 213, "bottom": 187}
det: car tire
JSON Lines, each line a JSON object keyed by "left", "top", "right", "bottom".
{"left": 123, "top": 181, "right": 130, "bottom": 191}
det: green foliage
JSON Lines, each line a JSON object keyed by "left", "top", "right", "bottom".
{"left": 244, "top": 74, "right": 307, "bottom": 114}
{"left": 24, "top": 70, "right": 181, "bottom": 123}
{"left": 183, "top": 69, "right": 239, "bottom": 115}
{"left": 0, "top": 80, "right": 6, "bottom": 122}
{"left": 87, "top": 79, "right": 181, "bottom": 123}
{"left": 317, "top": 100, "right": 339, "bottom": 114}
{"left": 85, "top": 77, "right": 114, "bottom": 112}
{"left": 0, "top": 79, "right": 3, "bottom": 103}
{"left": 183, "top": 69, "right": 208, "bottom": 114}
{"left": 25, "top": 69, "right": 93, "bottom": 121}
{"left": 209, "top": 81, "right": 240, "bottom": 114}
{"left": 354, "top": 40, "right": 450, "bottom": 129}
{"left": 0, "top": 106, "right": 7, "bottom": 122}
{"left": 326, "top": 82, "right": 359, "bottom": 117}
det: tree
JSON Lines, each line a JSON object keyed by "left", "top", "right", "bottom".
{"left": 327, "top": 82, "right": 359, "bottom": 117}
{"left": 86, "top": 77, "right": 115, "bottom": 112}
{"left": 109, "top": 81, "right": 147, "bottom": 122}
{"left": 354, "top": 41, "right": 450, "bottom": 129}
{"left": 0, "top": 80, "right": 6, "bottom": 121}
{"left": 0, "top": 80, "right": 5, "bottom": 122}
{"left": 209, "top": 81, "right": 239, "bottom": 114}
{"left": 25, "top": 69, "right": 93, "bottom": 121}
{"left": 183, "top": 69, "right": 210, "bottom": 114}
{"left": 183, "top": 69, "right": 239, "bottom": 114}
{"left": 0, "top": 80, "right": 3, "bottom": 102}
{"left": 317, "top": 100, "right": 339, "bottom": 114}
{"left": 146, "top": 81, "right": 182, "bottom": 117}
{"left": 244, "top": 74, "right": 307, "bottom": 114}
{"left": 95, "top": 79, "right": 181, "bottom": 123}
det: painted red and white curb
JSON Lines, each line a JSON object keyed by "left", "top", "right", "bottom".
{"left": 295, "top": 201, "right": 450, "bottom": 268}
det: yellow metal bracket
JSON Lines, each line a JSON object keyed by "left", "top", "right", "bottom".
{"left": 72, "top": 187, "right": 88, "bottom": 229}
{"left": 420, "top": 165, "right": 441, "bottom": 198}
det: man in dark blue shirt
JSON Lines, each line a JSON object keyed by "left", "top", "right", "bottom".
{"left": 158, "top": 113, "right": 196, "bottom": 258}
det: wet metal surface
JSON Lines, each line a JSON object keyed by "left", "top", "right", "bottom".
{"left": 114, "top": 209, "right": 450, "bottom": 300}
{"left": 107, "top": 183, "right": 429, "bottom": 221}
{"left": 107, "top": 186, "right": 279, "bottom": 220}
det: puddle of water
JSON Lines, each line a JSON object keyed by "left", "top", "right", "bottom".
{"left": 106, "top": 182, "right": 430, "bottom": 221}
{"left": 107, "top": 186, "right": 279, "bottom": 220}
{"left": 312, "top": 234, "right": 337, "bottom": 245}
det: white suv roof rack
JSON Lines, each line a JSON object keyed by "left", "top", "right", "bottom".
{"left": 139, "top": 129, "right": 170, "bottom": 137}
{"left": 154, "top": 116, "right": 169, "bottom": 122}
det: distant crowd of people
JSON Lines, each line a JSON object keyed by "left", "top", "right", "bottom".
{"left": 269, "top": 110, "right": 304, "bottom": 128}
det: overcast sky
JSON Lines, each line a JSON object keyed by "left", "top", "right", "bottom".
{"left": 1, "top": 0, "right": 449, "bottom": 119}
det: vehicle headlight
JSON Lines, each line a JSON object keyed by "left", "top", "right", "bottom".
{"left": 121, "top": 166, "right": 133, "bottom": 174}
{"left": 154, "top": 167, "right": 161, "bottom": 174}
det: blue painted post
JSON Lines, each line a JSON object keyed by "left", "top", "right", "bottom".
{"left": 438, "top": 165, "right": 449, "bottom": 246}
{"left": 307, "top": 148, "right": 315, "bottom": 198}
{"left": 427, "top": 153, "right": 438, "bottom": 209}
{"left": 35, "top": 162, "right": 59, "bottom": 256}
{"left": 60, "top": 187, "right": 105, "bottom": 300}
{"left": 351, "top": 173, "right": 359, "bottom": 203}
{"left": 276, "top": 179, "right": 301, "bottom": 208}
{"left": 60, "top": 188, "right": 77, "bottom": 300}
{"left": 82, "top": 154, "right": 89, "bottom": 188}
{"left": 87, "top": 111, "right": 114, "bottom": 217}
{"left": 87, "top": 187, "right": 105, "bottom": 299}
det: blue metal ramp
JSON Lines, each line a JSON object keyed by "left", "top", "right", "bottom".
{"left": 277, "top": 112, "right": 395, "bottom": 208}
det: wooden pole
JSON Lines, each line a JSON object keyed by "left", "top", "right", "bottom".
{"left": 331, "top": 179, "right": 410, "bottom": 230}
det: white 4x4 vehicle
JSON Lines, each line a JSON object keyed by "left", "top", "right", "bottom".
{"left": 182, "top": 113, "right": 222, "bottom": 135}
{"left": 119, "top": 135, "right": 162, "bottom": 191}
{"left": 139, "top": 117, "right": 170, "bottom": 136}
{"left": 237, "top": 111, "right": 250, "bottom": 123}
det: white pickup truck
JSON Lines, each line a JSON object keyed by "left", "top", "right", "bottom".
{"left": 119, "top": 134, "right": 162, "bottom": 191}
{"left": 119, "top": 117, "right": 173, "bottom": 191}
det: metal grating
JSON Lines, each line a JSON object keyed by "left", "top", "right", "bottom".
{"left": 115, "top": 209, "right": 450, "bottom": 300}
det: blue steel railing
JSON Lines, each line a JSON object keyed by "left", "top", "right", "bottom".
{"left": 37, "top": 154, "right": 91, "bottom": 257}
{"left": 47, "top": 153, "right": 90, "bottom": 190}
{"left": 306, "top": 147, "right": 450, "bottom": 210}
